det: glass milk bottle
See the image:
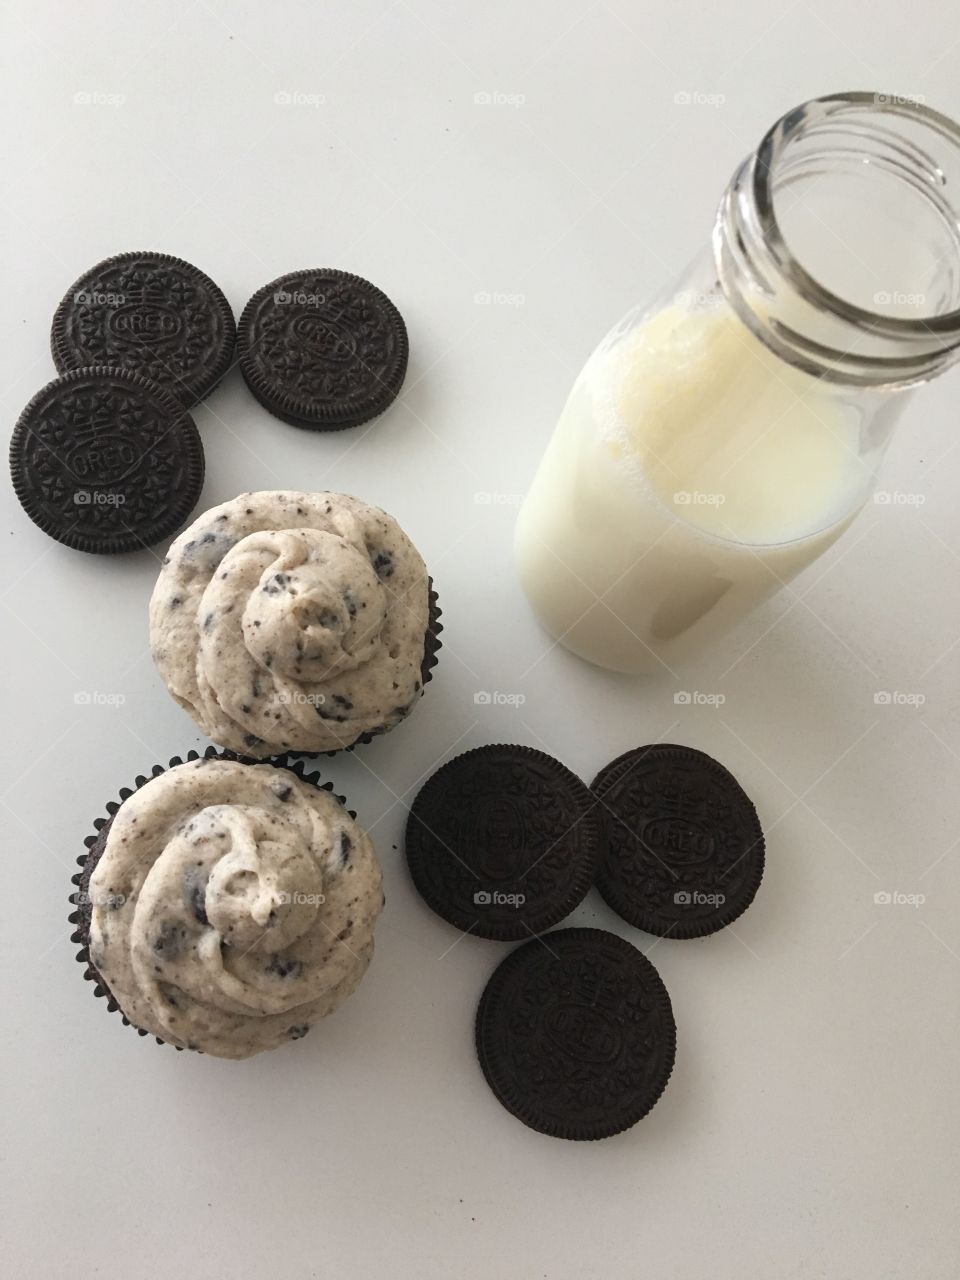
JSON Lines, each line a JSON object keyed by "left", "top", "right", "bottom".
{"left": 515, "top": 92, "right": 960, "bottom": 674}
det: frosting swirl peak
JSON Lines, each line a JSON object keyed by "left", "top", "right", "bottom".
{"left": 149, "top": 492, "right": 431, "bottom": 756}
{"left": 86, "top": 758, "right": 383, "bottom": 1058}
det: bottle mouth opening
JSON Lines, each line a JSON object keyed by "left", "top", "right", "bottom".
{"left": 718, "top": 91, "right": 960, "bottom": 385}
{"left": 756, "top": 91, "right": 960, "bottom": 336}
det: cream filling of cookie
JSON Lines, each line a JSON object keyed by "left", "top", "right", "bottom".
{"left": 88, "top": 759, "right": 383, "bottom": 1059}
{"left": 149, "top": 491, "right": 430, "bottom": 757}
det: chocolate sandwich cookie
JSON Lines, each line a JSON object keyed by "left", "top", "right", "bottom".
{"left": 237, "top": 269, "right": 408, "bottom": 429}
{"left": 10, "top": 368, "right": 205, "bottom": 554}
{"left": 475, "top": 928, "right": 676, "bottom": 1139}
{"left": 51, "top": 251, "right": 236, "bottom": 407}
{"left": 405, "top": 745, "right": 601, "bottom": 941}
{"left": 592, "top": 744, "right": 764, "bottom": 938}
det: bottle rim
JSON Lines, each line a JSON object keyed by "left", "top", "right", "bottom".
{"left": 716, "top": 90, "right": 960, "bottom": 386}
{"left": 753, "top": 91, "right": 960, "bottom": 340}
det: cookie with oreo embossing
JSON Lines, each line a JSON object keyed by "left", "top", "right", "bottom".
{"left": 9, "top": 368, "right": 204, "bottom": 553}
{"left": 51, "top": 251, "right": 235, "bottom": 407}
{"left": 237, "top": 269, "right": 408, "bottom": 429}
{"left": 405, "top": 745, "right": 601, "bottom": 941}
{"left": 592, "top": 744, "right": 764, "bottom": 938}
{"left": 475, "top": 928, "right": 676, "bottom": 1139}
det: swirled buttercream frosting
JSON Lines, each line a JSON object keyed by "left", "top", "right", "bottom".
{"left": 86, "top": 758, "right": 383, "bottom": 1058}
{"left": 150, "top": 491, "right": 431, "bottom": 756}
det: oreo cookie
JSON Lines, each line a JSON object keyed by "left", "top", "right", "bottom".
{"left": 592, "top": 744, "right": 764, "bottom": 939}
{"left": 475, "top": 928, "right": 676, "bottom": 1140}
{"left": 51, "top": 251, "right": 236, "bottom": 407}
{"left": 237, "top": 269, "right": 408, "bottom": 429}
{"left": 405, "top": 744, "right": 600, "bottom": 941}
{"left": 10, "top": 368, "right": 205, "bottom": 554}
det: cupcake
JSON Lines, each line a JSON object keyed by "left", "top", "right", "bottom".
{"left": 69, "top": 752, "right": 384, "bottom": 1058}
{"left": 149, "top": 491, "right": 440, "bottom": 757}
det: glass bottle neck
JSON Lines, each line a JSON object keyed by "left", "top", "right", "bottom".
{"left": 714, "top": 92, "right": 960, "bottom": 389}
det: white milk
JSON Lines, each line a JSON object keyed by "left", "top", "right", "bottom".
{"left": 514, "top": 302, "right": 871, "bottom": 673}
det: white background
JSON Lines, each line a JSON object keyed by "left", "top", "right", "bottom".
{"left": 2, "top": 3, "right": 959, "bottom": 1277}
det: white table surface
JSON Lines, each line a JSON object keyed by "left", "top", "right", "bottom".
{"left": 2, "top": 3, "right": 959, "bottom": 1277}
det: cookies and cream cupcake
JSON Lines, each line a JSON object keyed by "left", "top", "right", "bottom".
{"left": 70, "top": 752, "right": 383, "bottom": 1059}
{"left": 149, "top": 491, "right": 440, "bottom": 757}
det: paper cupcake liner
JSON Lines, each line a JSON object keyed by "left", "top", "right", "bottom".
{"left": 68, "top": 747, "right": 354, "bottom": 1052}
{"left": 421, "top": 581, "right": 443, "bottom": 688}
